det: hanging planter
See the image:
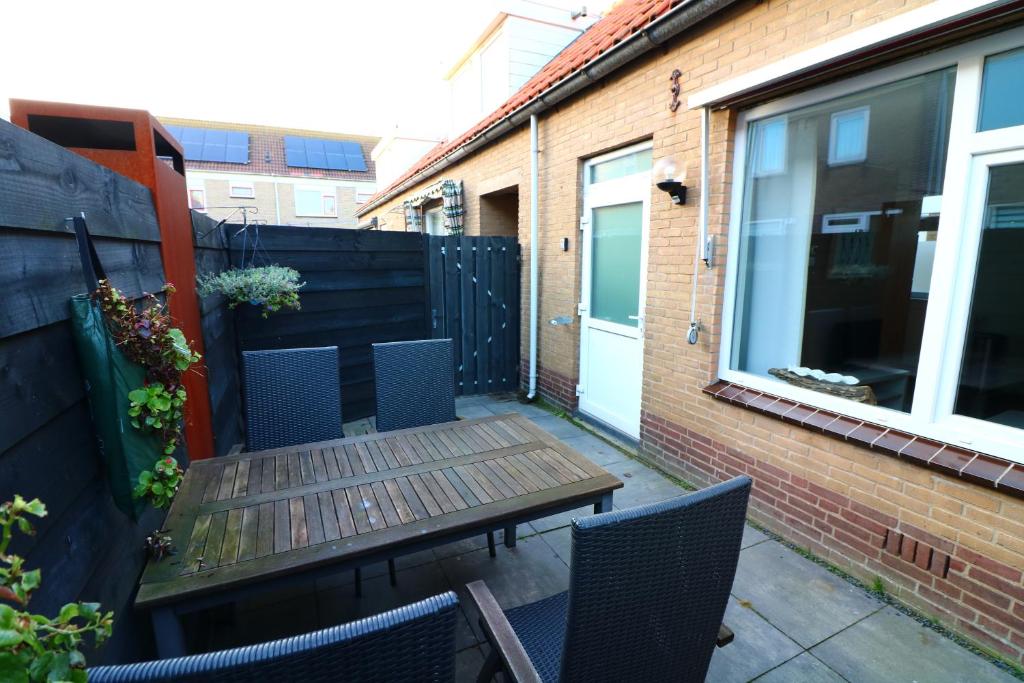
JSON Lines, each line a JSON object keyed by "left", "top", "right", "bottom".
{"left": 197, "top": 265, "right": 304, "bottom": 318}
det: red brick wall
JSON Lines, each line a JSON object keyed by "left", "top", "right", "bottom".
{"left": 641, "top": 410, "right": 1024, "bottom": 662}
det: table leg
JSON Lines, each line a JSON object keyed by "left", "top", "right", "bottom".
{"left": 152, "top": 606, "right": 187, "bottom": 659}
{"left": 503, "top": 524, "right": 517, "bottom": 548}
{"left": 487, "top": 531, "right": 496, "bottom": 558}
{"left": 594, "top": 492, "right": 613, "bottom": 514}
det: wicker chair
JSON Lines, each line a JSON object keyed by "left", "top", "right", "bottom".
{"left": 242, "top": 346, "right": 343, "bottom": 451}
{"left": 468, "top": 475, "right": 752, "bottom": 683}
{"left": 87, "top": 592, "right": 459, "bottom": 682}
{"left": 372, "top": 339, "right": 456, "bottom": 433}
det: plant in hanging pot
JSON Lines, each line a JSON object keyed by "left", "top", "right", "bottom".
{"left": 196, "top": 265, "right": 304, "bottom": 317}
{"left": 93, "top": 281, "right": 201, "bottom": 457}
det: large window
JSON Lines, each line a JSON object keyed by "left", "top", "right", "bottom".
{"left": 721, "top": 30, "right": 1024, "bottom": 461}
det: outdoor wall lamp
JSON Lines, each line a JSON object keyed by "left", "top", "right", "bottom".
{"left": 654, "top": 156, "right": 687, "bottom": 205}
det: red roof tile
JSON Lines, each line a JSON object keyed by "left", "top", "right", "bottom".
{"left": 358, "top": 0, "right": 679, "bottom": 212}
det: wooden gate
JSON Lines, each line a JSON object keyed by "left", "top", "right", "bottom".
{"left": 425, "top": 236, "right": 520, "bottom": 396}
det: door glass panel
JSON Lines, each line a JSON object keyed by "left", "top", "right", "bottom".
{"left": 591, "top": 202, "right": 642, "bottom": 326}
{"left": 954, "top": 163, "right": 1024, "bottom": 428}
{"left": 978, "top": 46, "right": 1024, "bottom": 132}
{"left": 589, "top": 149, "right": 652, "bottom": 183}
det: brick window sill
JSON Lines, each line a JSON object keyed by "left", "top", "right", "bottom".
{"left": 703, "top": 380, "right": 1024, "bottom": 500}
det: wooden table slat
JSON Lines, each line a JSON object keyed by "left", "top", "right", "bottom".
{"left": 442, "top": 467, "right": 480, "bottom": 507}
{"left": 181, "top": 513, "right": 212, "bottom": 574}
{"left": 259, "top": 457, "right": 275, "bottom": 494}
{"left": 370, "top": 481, "right": 402, "bottom": 526}
{"left": 418, "top": 470, "right": 457, "bottom": 513}
{"left": 289, "top": 497, "right": 308, "bottom": 549}
{"left": 299, "top": 451, "right": 315, "bottom": 485}
{"left": 346, "top": 486, "right": 373, "bottom": 533}
{"left": 455, "top": 426, "right": 490, "bottom": 453}
{"left": 496, "top": 457, "right": 541, "bottom": 494}
{"left": 332, "top": 488, "right": 358, "bottom": 537}
{"left": 354, "top": 442, "right": 377, "bottom": 473}
{"left": 304, "top": 493, "right": 326, "bottom": 545}
{"left": 256, "top": 502, "right": 275, "bottom": 558}
{"left": 323, "top": 448, "right": 341, "bottom": 480}
{"left": 237, "top": 506, "right": 259, "bottom": 562}
{"left": 273, "top": 500, "right": 290, "bottom": 553}
{"left": 275, "top": 454, "right": 288, "bottom": 490}
{"left": 358, "top": 484, "right": 388, "bottom": 531}
{"left": 203, "top": 512, "right": 229, "bottom": 568}
{"left": 431, "top": 470, "right": 469, "bottom": 510}
{"left": 318, "top": 492, "right": 342, "bottom": 541}
{"left": 408, "top": 473, "right": 444, "bottom": 516}
{"left": 395, "top": 476, "right": 431, "bottom": 520}
{"left": 311, "top": 450, "right": 328, "bottom": 483}
{"left": 220, "top": 508, "right": 243, "bottom": 566}
{"left": 382, "top": 478, "right": 416, "bottom": 524}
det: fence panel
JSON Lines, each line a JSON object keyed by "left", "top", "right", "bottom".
{"left": 223, "top": 225, "right": 429, "bottom": 420}
{"left": 426, "top": 235, "right": 520, "bottom": 396}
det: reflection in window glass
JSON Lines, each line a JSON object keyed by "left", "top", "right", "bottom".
{"left": 590, "top": 149, "right": 652, "bottom": 183}
{"left": 753, "top": 117, "right": 787, "bottom": 176}
{"left": 591, "top": 202, "right": 642, "bottom": 326}
{"left": 731, "top": 68, "right": 955, "bottom": 412}
{"left": 955, "top": 163, "right": 1024, "bottom": 429}
{"left": 978, "top": 46, "right": 1024, "bottom": 132}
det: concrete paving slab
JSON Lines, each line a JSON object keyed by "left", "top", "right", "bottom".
{"left": 752, "top": 653, "right": 847, "bottom": 682}
{"left": 811, "top": 606, "right": 1019, "bottom": 683}
{"left": 455, "top": 404, "right": 496, "bottom": 419}
{"left": 605, "top": 458, "right": 688, "bottom": 509}
{"left": 707, "top": 597, "right": 803, "bottom": 683}
{"left": 732, "top": 540, "right": 883, "bottom": 648}
{"left": 455, "top": 645, "right": 486, "bottom": 682}
{"left": 559, "top": 433, "right": 629, "bottom": 467}
{"left": 742, "top": 524, "right": 769, "bottom": 549}
{"left": 527, "top": 414, "right": 588, "bottom": 439}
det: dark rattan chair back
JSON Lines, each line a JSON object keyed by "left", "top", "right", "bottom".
{"left": 560, "top": 475, "right": 752, "bottom": 682}
{"left": 88, "top": 592, "right": 459, "bottom": 682}
{"left": 242, "top": 346, "right": 342, "bottom": 451}
{"left": 373, "top": 339, "right": 456, "bottom": 432}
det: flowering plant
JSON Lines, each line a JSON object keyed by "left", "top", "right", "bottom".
{"left": 197, "top": 266, "right": 303, "bottom": 317}
{"left": 133, "top": 457, "right": 184, "bottom": 510}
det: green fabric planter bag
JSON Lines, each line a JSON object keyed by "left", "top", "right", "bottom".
{"left": 69, "top": 218, "right": 162, "bottom": 520}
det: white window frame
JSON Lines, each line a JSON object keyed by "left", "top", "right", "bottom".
{"left": 828, "top": 106, "right": 870, "bottom": 166}
{"left": 229, "top": 181, "right": 255, "bottom": 199}
{"left": 187, "top": 187, "right": 206, "bottom": 213}
{"left": 294, "top": 185, "right": 338, "bottom": 218}
{"left": 719, "top": 27, "right": 1024, "bottom": 463}
{"left": 424, "top": 206, "right": 446, "bottom": 236}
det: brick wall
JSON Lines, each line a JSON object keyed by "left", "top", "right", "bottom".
{"left": 362, "top": 0, "right": 1024, "bottom": 662}
{"left": 194, "top": 176, "right": 363, "bottom": 228}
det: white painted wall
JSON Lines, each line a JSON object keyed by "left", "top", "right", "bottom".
{"left": 371, "top": 136, "right": 442, "bottom": 188}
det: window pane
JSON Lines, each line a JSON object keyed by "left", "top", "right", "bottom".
{"left": 323, "top": 195, "right": 336, "bottom": 215}
{"left": 731, "top": 68, "right": 955, "bottom": 412}
{"left": 590, "top": 149, "right": 652, "bottom": 183}
{"left": 295, "top": 188, "right": 322, "bottom": 216}
{"left": 591, "top": 202, "right": 642, "bottom": 326}
{"left": 954, "top": 163, "right": 1024, "bottom": 428}
{"left": 978, "top": 47, "right": 1024, "bottom": 132}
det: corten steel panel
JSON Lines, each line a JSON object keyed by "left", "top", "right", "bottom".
{"left": 10, "top": 99, "right": 215, "bottom": 460}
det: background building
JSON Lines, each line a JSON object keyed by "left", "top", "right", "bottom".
{"left": 158, "top": 118, "right": 378, "bottom": 228}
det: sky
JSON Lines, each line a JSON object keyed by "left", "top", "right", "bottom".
{"left": 0, "top": 0, "right": 558, "bottom": 140}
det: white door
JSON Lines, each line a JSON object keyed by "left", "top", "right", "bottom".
{"left": 578, "top": 143, "right": 652, "bottom": 438}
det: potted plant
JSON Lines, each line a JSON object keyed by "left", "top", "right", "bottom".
{"left": 196, "top": 266, "right": 304, "bottom": 318}
{"left": 0, "top": 496, "right": 114, "bottom": 682}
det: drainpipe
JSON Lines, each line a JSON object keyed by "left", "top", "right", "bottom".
{"left": 527, "top": 114, "right": 539, "bottom": 399}
{"left": 689, "top": 106, "right": 711, "bottom": 344}
{"left": 273, "top": 181, "right": 282, "bottom": 224}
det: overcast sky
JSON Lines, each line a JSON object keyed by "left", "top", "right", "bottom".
{"left": 0, "top": 0, "right": 537, "bottom": 139}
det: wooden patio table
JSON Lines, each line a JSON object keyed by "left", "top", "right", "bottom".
{"left": 135, "top": 413, "right": 622, "bottom": 658}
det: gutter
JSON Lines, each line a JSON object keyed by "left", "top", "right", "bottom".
{"left": 358, "top": 0, "right": 741, "bottom": 216}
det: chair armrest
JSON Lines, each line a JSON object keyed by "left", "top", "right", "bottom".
{"left": 466, "top": 580, "right": 542, "bottom": 683}
{"left": 717, "top": 624, "right": 734, "bottom": 647}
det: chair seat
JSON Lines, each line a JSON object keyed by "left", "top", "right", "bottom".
{"left": 503, "top": 591, "right": 569, "bottom": 683}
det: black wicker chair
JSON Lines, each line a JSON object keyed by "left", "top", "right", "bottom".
{"left": 242, "top": 346, "right": 394, "bottom": 591}
{"left": 372, "top": 338, "right": 457, "bottom": 433}
{"left": 468, "top": 475, "right": 752, "bottom": 683}
{"left": 242, "top": 346, "right": 343, "bottom": 451}
{"left": 88, "top": 592, "right": 459, "bottom": 682}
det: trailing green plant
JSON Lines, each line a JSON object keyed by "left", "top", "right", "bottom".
{"left": 133, "top": 457, "right": 184, "bottom": 510}
{"left": 0, "top": 496, "right": 113, "bottom": 683}
{"left": 196, "top": 266, "right": 303, "bottom": 317}
{"left": 93, "top": 280, "right": 201, "bottom": 455}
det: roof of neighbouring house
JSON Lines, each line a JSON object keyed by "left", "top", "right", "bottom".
{"left": 357, "top": 0, "right": 683, "bottom": 214}
{"left": 157, "top": 117, "right": 380, "bottom": 181}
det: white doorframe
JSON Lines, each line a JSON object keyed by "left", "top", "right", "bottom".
{"left": 578, "top": 142, "right": 652, "bottom": 438}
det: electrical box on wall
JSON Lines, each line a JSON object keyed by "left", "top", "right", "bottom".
{"left": 561, "top": 237, "right": 569, "bottom": 251}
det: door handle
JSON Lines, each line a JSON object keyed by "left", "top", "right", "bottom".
{"left": 627, "top": 315, "right": 640, "bottom": 320}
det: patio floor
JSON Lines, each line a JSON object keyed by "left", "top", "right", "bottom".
{"left": 199, "top": 394, "right": 1017, "bottom": 682}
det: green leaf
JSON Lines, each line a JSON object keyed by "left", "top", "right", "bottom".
{"left": 0, "top": 628, "right": 23, "bottom": 648}
{"left": 57, "top": 603, "right": 79, "bottom": 623}
{"left": 148, "top": 396, "right": 171, "bottom": 412}
{"left": 0, "top": 604, "right": 16, "bottom": 628}
{"left": 151, "top": 482, "right": 164, "bottom": 495}
{"left": 127, "top": 389, "right": 149, "bottom": 404}
{"left": 21, "top": 569, "right": 40, "bottom": 592}
{"left": 77, "top": 603, "right": 98, "bottom": 621}
{"left": 0, "top": 652, "right": 29, "bottom": 683}
{"left": 138, "top": 471, "right": 153, "bottom": 485}
{"left": 22, "top": 498, "right": 46, "bottom": 518}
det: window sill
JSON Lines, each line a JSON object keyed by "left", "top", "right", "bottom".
{"left": 703, "top": 380, "right": 1024, "bottom": 500}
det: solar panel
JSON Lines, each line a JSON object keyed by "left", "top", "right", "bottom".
{"left": 284, "top": 136, "right": 366, "bottom": 171}
{"left": 164, "top": 125, "right": 249, "bottom": 164}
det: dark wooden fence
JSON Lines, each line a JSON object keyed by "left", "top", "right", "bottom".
{"left": 0, "top": 118, "right": 164, "bottom": 664}
{"left": 426, "top": 235, "right": 520, "bottom": 396}
{"left": 218, "top": 225, "right": 429, "bottom": 420}
{"left": 192, "top": 212, "right": 243, "bottom": 456}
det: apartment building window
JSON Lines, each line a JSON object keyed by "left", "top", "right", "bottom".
{"left": 721, "top": 30, "right": 1024, "bottom": 461}
{"left": 295, "top": 186, "right": 337, "bottom": 217}
{"left": 229, "top": 181, "right": 255, "bottom": 199}
{"left": 188, "top": 188, "right": 206, "bottom": 212}
{"left": 356, "top": 191, "right": 374, "bottom": 205}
